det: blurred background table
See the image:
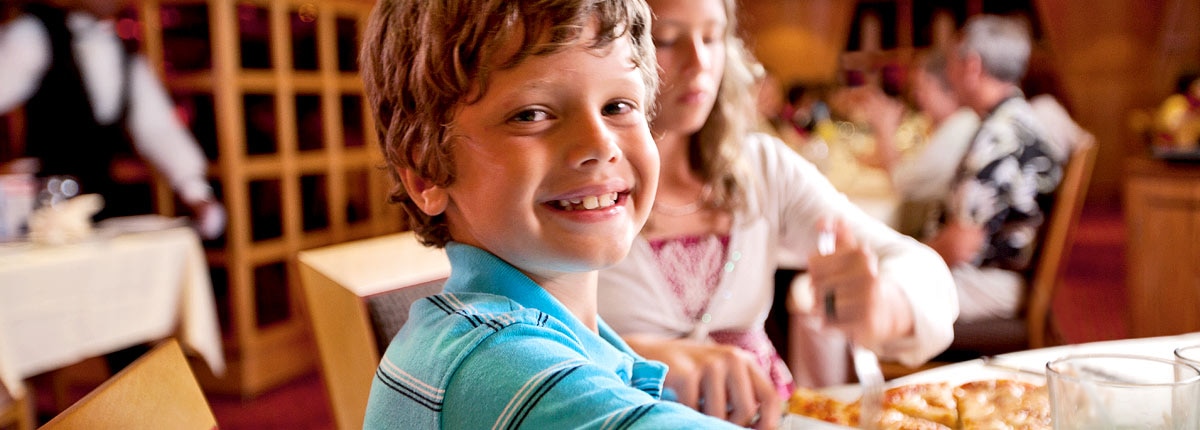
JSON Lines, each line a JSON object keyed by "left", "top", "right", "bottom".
{"left": 0, "top": 225, "right": 224, "bottom": 399}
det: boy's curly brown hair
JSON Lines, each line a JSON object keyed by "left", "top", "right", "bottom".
{"left": 360, "top": 0, "right": 658, "bottom": 247}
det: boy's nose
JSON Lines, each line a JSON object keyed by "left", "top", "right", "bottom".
{"left": 568, "top": 117, "right": 621, "bottom": 169}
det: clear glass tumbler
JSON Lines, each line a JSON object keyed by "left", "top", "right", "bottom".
{"left": 1178, "top": 345, "right": 1200, "bottom": 370}
{"left": 1046, "top": 354, "right": 1200, "bottom": 429}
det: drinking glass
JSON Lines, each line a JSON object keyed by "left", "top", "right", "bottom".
{"left": 1046, "top": 354, "right": 1200, "bottom": 429}
{"left": 36, "top": 175, "right": 81, "bottom": 209}
{"left": 1179, "top": 345, "right": 1200, "bottom": 370}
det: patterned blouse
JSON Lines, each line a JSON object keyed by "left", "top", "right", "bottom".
{"left": 940, "top": 93, "right": 1065, "bottom": 273}
{"left": 647, "top": 234, "right": 795, "bottom": 398}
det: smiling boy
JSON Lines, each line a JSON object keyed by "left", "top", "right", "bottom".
{"left": 358, "top": 0, "right": 745, "bottom": 428}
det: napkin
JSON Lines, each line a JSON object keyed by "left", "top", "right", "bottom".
{"left": 27, "top": 194, "right": 104, "bottom": 245}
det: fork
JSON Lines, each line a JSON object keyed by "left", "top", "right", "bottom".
{"left": 818, "top": 228, "right": 884, "bottom": 429}
{"left": 851, "top": 344, "right": 884, "bottom": 429}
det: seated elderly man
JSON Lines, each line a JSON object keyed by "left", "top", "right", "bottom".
{"left": 930, "top": 14, "right": 1065, "bottom": 323}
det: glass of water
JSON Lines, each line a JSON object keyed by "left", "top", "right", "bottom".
{"left": 1047, "top": 354, "right": 1200, "bottom": 429}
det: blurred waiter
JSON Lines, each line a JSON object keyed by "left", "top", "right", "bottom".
{"left": 0, "top": 0, "right": 224, "bottom": 238}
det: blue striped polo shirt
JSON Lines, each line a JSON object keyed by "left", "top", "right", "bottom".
{"left": 362, "top": 242, "right": 741, "bottom": 429}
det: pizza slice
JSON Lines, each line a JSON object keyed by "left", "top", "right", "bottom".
{"left": 954, "top": 379, "right": 1051, "bottom": 430}
{"left": 882, "top": 382, "right": 959, "bottom": 428}
{"left": 789, "top": 383, "right": 956, "bottom": 429}
{"left": 787, "top": 386, "right": 856, "bottom": 426}
{"left": 876, "top": 407, "right": 953, "bottom": 430}
{"left": 789, "top": 379, "right": 1050, "bottom": 429}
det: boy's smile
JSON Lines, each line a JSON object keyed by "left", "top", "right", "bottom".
{"left": 426, "top": 23, "right": 658, "bottom": 285}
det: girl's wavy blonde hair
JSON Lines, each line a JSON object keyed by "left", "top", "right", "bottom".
{"left": 360, "top": 0, "right": 658, "bottom": 247}
{"left": 680, "top": 0, "right": 758, "bottom": 213}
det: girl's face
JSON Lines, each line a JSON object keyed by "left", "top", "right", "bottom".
{"left": 647, "top": 0, "right": 727, "bottom": 138}
{"left": 408, "top": 23, "right": 659, "bottom": 284}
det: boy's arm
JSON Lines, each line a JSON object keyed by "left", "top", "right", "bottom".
{"left": 444, "top": 323, "right": 747, "bottom": 429}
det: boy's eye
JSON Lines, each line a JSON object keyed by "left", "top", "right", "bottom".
{"left": 602, "top": 101, "right": 635, "bottom": 116}
{"left": 510, "top": 109, "right": 550, "bottom": 123}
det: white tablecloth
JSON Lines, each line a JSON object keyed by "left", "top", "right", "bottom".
{"left": 893, "top": 331, "right": 1200, "bottom": 387}
{"left": 0, "top": 226, "right": 225, "bottom": 397}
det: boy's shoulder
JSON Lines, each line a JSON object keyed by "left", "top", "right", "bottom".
{"left": 376, "top": 290, "right": 585, "bottom": 385}
{"left": 365, "top": 291, "right": 579, "bottom": 428}
{"left": 397, "top": 291, "right": 555, "bottom": 352}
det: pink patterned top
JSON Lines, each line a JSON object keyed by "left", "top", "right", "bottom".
{"left": 647, "top": 234, "right": 795, "bottom": 398}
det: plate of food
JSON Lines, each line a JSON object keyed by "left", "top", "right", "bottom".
{"left": 784, "top": 337, "right": 1060, "bottom": 429}
{"left": 785, "top": 374, "right": 1051, "bottom": 429}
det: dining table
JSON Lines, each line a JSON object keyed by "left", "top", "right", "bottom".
{"left": 0, "top": 218, "right": 225, "bottom": 399}
{"left": 782, "top": 331, "right": 1200, "bottom": 428}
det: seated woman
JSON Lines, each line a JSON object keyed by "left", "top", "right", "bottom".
{"left": 597, "top": 0, "right": 959, "bottom": 426}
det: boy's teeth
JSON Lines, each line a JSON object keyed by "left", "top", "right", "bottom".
{"left": 557, "top": 192, "right": 618, "bottom": 211}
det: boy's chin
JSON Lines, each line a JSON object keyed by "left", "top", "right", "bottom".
{"left": 543, "top": 242, "right": 634, "bottom": 273}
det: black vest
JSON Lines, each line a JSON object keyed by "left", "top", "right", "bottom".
{"left": 23, "top": 4, "right": 148, "bottom": 219}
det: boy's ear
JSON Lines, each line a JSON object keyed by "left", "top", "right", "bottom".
{"left": 399, "top": 169, "right": 449, "bottom": 216}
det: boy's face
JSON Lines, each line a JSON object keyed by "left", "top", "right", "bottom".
{"left": 416, "top": 24, "right": 658, "bottom": 281}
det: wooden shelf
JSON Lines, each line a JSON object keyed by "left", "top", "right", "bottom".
{"left": 137, "top": 0, "right": 403, "bottom": 396}
{"left": 1124, "top": 155, "right": 1200, "bottom": 338}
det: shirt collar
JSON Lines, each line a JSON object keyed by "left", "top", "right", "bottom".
{"left": 441, "top": 243, "right": 662, "bottom": 389}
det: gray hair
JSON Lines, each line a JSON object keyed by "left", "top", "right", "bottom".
{"left": 958, "top": 15, "right": 1031, "bottom": 84}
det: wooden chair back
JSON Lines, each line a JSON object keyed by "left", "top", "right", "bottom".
{"left": 298, "top": 232, "right": 450, "bottom": 430}
{"left": 1025, "top": 133, "right": 1098, "bottom": 348}
{"left": 0, "top": 384, "right": 34, "bottom": 430}
{"left": 39, "top": 339, "right": 216, "bottom": 430}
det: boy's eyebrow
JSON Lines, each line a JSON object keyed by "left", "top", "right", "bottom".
{"left": 512, "top": 77, "right": 558, "bottom": 92}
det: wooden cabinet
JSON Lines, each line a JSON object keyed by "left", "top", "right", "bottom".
{"left": 135, "top": 0, "right": 403, "bottom": 396}
{"left": 1124, "top": 156, "right": 1200, "bottom": 338}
